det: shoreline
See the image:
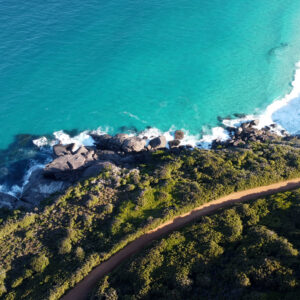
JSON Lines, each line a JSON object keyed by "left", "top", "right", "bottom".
{"left": 0, "top": 118, "right": 294, "bottom": 210}
{"left": 1, "top": 62, "right": 300, "bottom": 205}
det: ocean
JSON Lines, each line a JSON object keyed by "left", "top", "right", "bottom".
{"left": 1, "top": 0, "right": 300, "bottom": 196}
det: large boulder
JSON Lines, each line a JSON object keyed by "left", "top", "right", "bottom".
{"left": 53, "top": 143, "right": 76, "bottom": 157}
{"left": 168, "top": 139, "right": 181, "bottom": 148}
{"left": 109, "top": 134, "right": 129, "bottom": 151}
{"left": 21, "top": 169, "right": 70, "bottom": 206}
{"left": 149, "top": 136, "right": 167, "bottom": 149}
{"left": 122, "top": 137, "right": 146, "bottom": 153}
{"left": 174, "top": 130, "right": 184, "bottom": 140}
{"left": 91, "top": 134, "right": 113, "bottom": 150}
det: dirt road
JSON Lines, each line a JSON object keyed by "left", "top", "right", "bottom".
{"left": 62, "top": 178, "right": 300, "bottom": 300}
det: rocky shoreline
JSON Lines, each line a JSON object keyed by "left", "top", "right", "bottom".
{"left": 0, "top": 121, "right": 293, "bottom": 210}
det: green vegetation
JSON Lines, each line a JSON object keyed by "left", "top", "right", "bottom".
{"left": 1, "top": 140, "right": 300, "bottom": 299}
{"left": 91, "top": 190, "right": 300, "bottom": 300}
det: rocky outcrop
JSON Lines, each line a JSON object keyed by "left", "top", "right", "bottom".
{"left": 212, "top": 120, "right": 283, "bottom": 149}
{"left": 92, "top": 134, "right": 146, "bottom": 153}
{"left": 44, "top": 146, "right": 97, "bottom": 180}
{"left": 21, "top": 169, "right": 71, "bottom": 206}
{"left": 4, "top": 130, "right": 189, "bottom": 210}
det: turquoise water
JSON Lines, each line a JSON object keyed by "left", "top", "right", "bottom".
{"left": 1, "top": 1, "right": 300, "bottom": 155}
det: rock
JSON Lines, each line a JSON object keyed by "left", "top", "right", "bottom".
{"left": 226, "top": 126, "right": 236, "bottom": 135}
{"left": 91, "top": 134, "right": 112, "bottom": 150}
{"left": 236, "top": 127, "right": 243, "bottom": 134}
{"left": 67, "top": 153, "right": 86, "bottom": 170}
{"left": 45, "top": 154, "right": 84, "bottom": 174}
{"left": 96, "top": 150, "right": 122, "bottom": 163}
{"left": 120, "top": 155, "right": 137, "bottom": 164}
{"left": 248, "top": 136, "right": 257, "bottom": 142}
{"left": 122, "top": 137, "right": 146, "bottom": 153}
{"left": 250, "top": 119, "right": 259, "bottom": 127}
{"left": 21, "top": 169, "right": 70, "bottom": 206}
{"left": 233, "top": 140, "right": 245, "bottom": 147}
{"left": 241, "top": 122, "right": 251, "bottom": 129}
{"left": 174, "top": 130, "right": 184, "bottom": 140}
{"left": 53, "top": 143, "right": 76, "bottom": 157}
{"left": 107, "top": 134, "right": 129, "bottom": 151}
{"left": 168, "top": 139, "right": 181, "bottom": 148}
{"left": 74, "top": 146, "right": 89, "bottom": 156}
{"left": 0, "top": 192, "right": 18, "bottom": 209}
{"left": 82, "top": 161, "right": 115, "bottom": 179}
{"left": 44, "top": 146, "right": 96, "bottom": 180}
{"left": 149, "top": 136, "right": 167, "bottom": 149}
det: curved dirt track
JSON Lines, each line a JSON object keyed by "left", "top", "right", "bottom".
{"left": 62, "top": 178, "right": 300, "bottom": 300}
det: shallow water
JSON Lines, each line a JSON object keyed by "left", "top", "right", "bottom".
{"left": 1, "top": 1, "right": 300, "bottom": 145}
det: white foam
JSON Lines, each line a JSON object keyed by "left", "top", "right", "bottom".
{"left": 258, "top": 62, "right": 300, "bottom": 133}
{"left": 0, "top": 159, "right": 51, "bottom": 202}
{"left": 199, "top": 127, "right": 231, "bottom": 149}
{"left": 53, "top": 130, "right": 94, "bottom": 150}
{"left": 32, "top": 136, "right": 49, "bottom": 147}
{"left": 21, "top": 162, "right": 47, "bottom": 190}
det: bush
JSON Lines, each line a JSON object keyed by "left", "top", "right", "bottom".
{"left": 11, "top": 277, "right": 23, "bottom": 288}
{"left": 75, "top": 247, "right": 85, "bottom": 261}
{"left": 0, "top": 267, "right": 6, "bottom": 283}
{"left": 0, "top": 283, "right": 6, "bottom": 297}
{"left": 30, "top": 254, "right": 49, "bottom": 273}
{"left": 59, "top": 238, "right": 72, "bottom": 254}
